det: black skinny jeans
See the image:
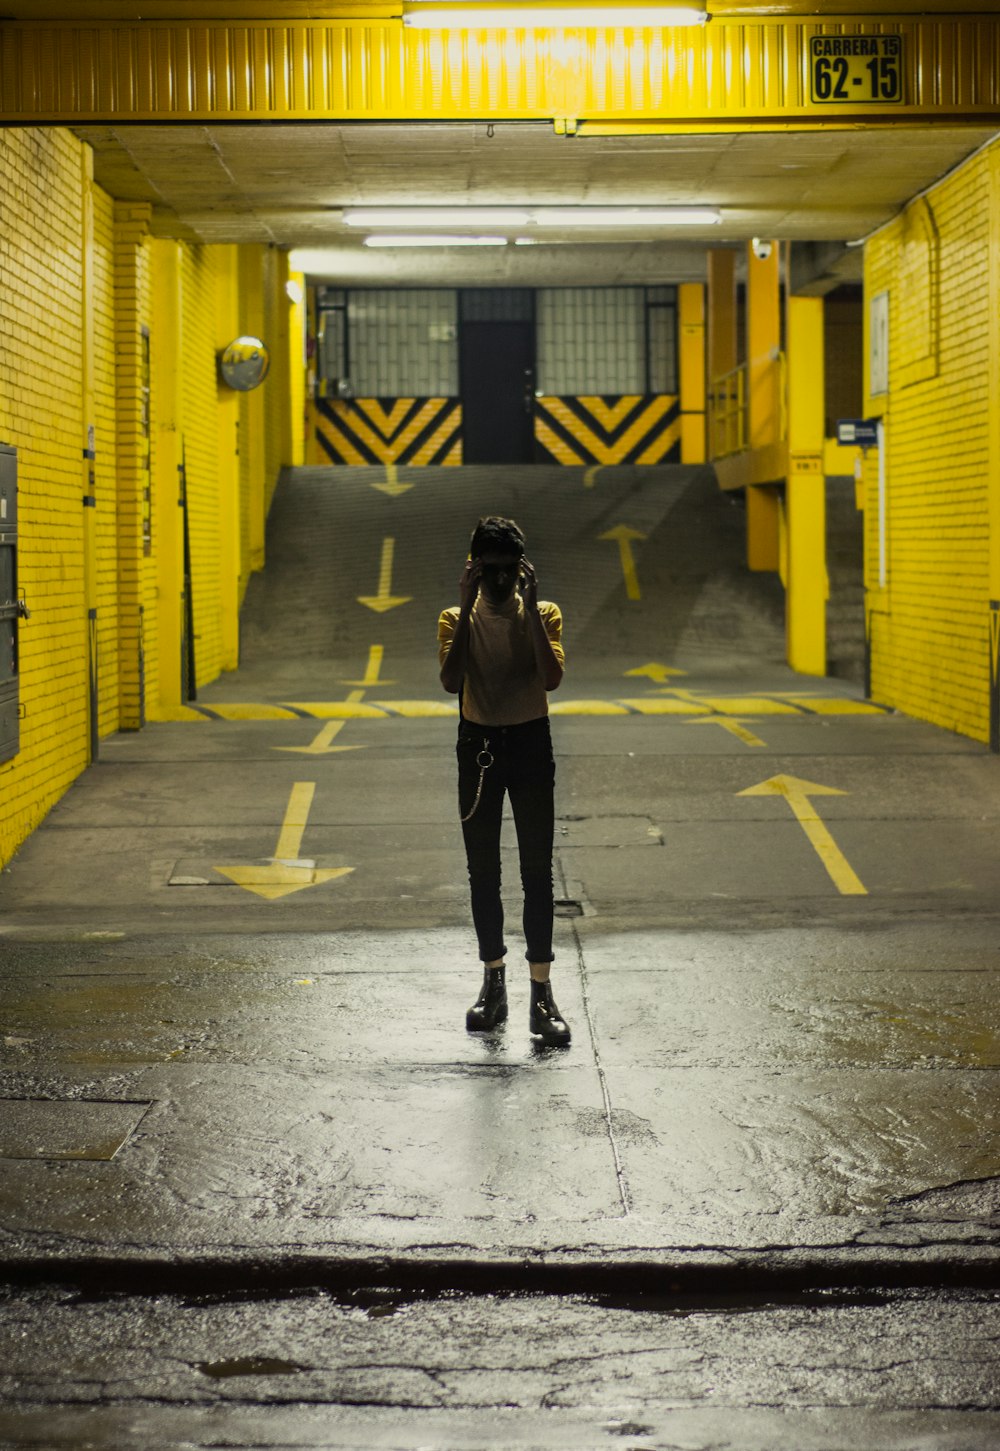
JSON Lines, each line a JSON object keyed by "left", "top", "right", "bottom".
{"left": 457, "top": 716, "right": 555, "bottom": 965}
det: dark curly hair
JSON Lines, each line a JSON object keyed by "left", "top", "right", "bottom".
{"left": 469, "top": 515, "right": 526, "bottom": 559}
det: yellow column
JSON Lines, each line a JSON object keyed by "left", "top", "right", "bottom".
{"left": 707, "top": 248, "right": 737, "bottom": 460}
{"left": 273, "top": 251, "right": 295, "bottom": 470}
{"left": 746, "top": 239, "right": 782, "bottom": 571}
{"left": 305, "top": 284, "right": 323, "bottom": 466}
{"left": 239, "top": 245, "right": 267, "bottom": 574}
{"left": 113, "top": 201, "right": 152, "bottom": 728}
{"left": 287, "top": 270, "right": 306, "bottom": 468}
{"left": 81, "top": 147, "right": 98, "bottom": 760}
{"left": 216, "top": 245, "right": 241, "bottom": 672}
{"left": 150, "top": 239, "right": 184, "bottom": 714}
{"left": 678, "top": 282, "right": 705, "bottom": 464}
{"left": 707, "top": 249, "right": 737, "bottom": 384}
{"left": 785, "top": 295, "right": 827, "bottom": 676}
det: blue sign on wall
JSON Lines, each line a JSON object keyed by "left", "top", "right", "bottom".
{"left": 836, "top": 418, "right": 880, "bottom": 448}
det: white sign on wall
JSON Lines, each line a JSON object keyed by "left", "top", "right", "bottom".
{"left": 870, "top": 290, "right": 889, "bottom": 396}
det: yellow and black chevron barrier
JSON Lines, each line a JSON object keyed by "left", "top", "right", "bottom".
{"left": 309, "top": 393, "right": 680, "bottom": 467}
{"left": 310, "top": 398, "right": 462, "bottom": 466}
{"left": 534, "top": 394, "right": 681, "bottom": 465}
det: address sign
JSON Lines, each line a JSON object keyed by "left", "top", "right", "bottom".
{"left": 810, "top": 35, "right": 903, "bottom": 106}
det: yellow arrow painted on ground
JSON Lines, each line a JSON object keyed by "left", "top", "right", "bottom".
{"left": 274, "top": 684, "right": 371, "bottom": 753}
{"left": 371, "top": 463, "right": 412, "bottom": 498}
{"left": 583, "top": 465, "right": 603, "bottom": 489}
{"left": 624, "top": 662, "right": 687, "bottom": 683}
{"left": 341, "top": 643, "right": 394, "bottom": 688}
{"left": 273, "top": 720, "right": 365, "bottom": 756}
{"left": 599, "top": 525, "right": 646, "bottom": 601}
{"left": 358, "top": 538, "right": 412, "bottom": 613}
{"left": 215, "top": 782, "right": 354, "bottom": 900}
{"left": 689, "top": 716, "right": 766, "bottom": 747}
{"left": 737, "top": 774, "right": 867, "bottom": 895}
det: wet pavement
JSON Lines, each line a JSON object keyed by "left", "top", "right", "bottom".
{"left": 1, "top": 466, "right": 999, "bottom": 1444}
{"left": 2, "top": 1283, "right": 999, "bottom": 1448}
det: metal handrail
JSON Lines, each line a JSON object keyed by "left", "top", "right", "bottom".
{"left": 709, "top": 352, "right": 787, "bottom": 461}
{"left": 709, "top": 363, "right": 747, "bottom": 459}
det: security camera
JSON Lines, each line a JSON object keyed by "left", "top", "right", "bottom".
{"left": 751, "top": 238, "right": 773, "bottom": 262}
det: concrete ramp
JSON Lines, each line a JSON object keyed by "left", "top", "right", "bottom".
{"left": 236, "top": 464, "right": 785, "bottom": 696}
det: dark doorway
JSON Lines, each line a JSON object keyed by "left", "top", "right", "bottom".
{"left": 459, "top": 290, "right": 535, "bottom": 464}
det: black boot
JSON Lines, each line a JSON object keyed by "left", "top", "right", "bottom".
{"left": 529, "top": 979, "right": 571, "bottom": 1046}
{"left": 466, "top": 965, "right": 508, "bottom": 1032}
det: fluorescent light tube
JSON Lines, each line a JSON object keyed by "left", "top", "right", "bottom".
{"left": 344, "top": 208, "right": 532, "bottom": 228}
{"left": 531, "top": 206, "right": 720, "bottom": 226}
{"left": 403, "top": 5, "right": 708, "bottom": 28}
{"left": 344, "top": 207, "right": 721, "bottom": 232}
{"left": 362, "top": 234, "right": 508, "bottom": 247}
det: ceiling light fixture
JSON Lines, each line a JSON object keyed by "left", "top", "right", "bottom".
{"left": 345, "top": 208, "right": 532, "bottom": 228}
{"left": 402, "top": 4, "right": 708, "bottom": 28}
{"left": 532, "top": 206, "right": 720, "bottom": 226}
{"left": 346, "top": 206, "right": 721, "bottom": 230}
{"left": 362, "top": 234, "right": 509, "bottom": 247}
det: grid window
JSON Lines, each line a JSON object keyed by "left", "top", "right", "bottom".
{"left": 647, "top": 297, "right": 678, "bottom": 394}
{"left": 348, "top": 290, "right": 458, "bottom": 396}
{"left": 536, "top": 288, "right": 646, "bottom": 394}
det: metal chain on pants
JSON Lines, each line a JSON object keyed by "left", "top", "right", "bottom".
{"left": 460, "top": 740, "right": 494, "bottom": 823}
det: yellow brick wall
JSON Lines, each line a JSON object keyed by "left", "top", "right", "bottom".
{"left": 180, "top": 245, "right": 225, "bottom": 691}
{"left": 0, "top": 128, "right": 90, "bottom": 864}
{"left": 147, "top": 236, "right": 184, "bottom": 716}
{"left": 93, "top": 181, "right": 121, "bottom": 740}
{"left": 864, "top": 143, "right": 993, "bottom": 742}
{"left": 0, "top": 128, "right": 292, "bottom": 864}
{"left": 262, "top": 246, "right": 286, "bottom": 516}
{"left": 238, "top": 388, "right": 255, "bottom": 606}
{"left": 212, "top": 244, "right": 241, "bottom": 674}
{"left": 238, "top": 246, "right": 268, "bottom": 604}
{"left": 114, "top": 203, "right": 153, "bottom": 730}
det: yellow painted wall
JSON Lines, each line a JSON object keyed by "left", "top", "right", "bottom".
{"left": 678, "top": 282, "right": 706, "bottom": 465}
{"left": 215, "top": 244, "right": 242, "bottom": 674}
{"left": 864, "top": 141, "right": 993, "bottom": 742}
{"left": 149, "top": 237, "right": 184, "bottom": 714}
{"left": 238, "top": 246, "right": 268, "bottom": 598}
{"left": 180, "top": 244, "right": 226, "bottom": 692}
{"left": 0, "top": 127, "right": 90, "bottom": 864}
{"left": 286, "top": 272, "right": 307, "bottom": 469}
{"left": 263, "top": 247, "right": 289, "bottom": 516}
{"left": 93, "top": 182, "right": 122, "bottom": 741}
{"left": 114, "top": 201, "right": 154, "bottom": 730}
{"left": 0, "top": 126, "right": 294, "bottom": 865}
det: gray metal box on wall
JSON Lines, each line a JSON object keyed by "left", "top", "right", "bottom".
{"left": 0, "top": 446, "right": 15, "bottom": 530}
{"left": 0, "top": 682, "right": 17, "bottom": 762}
{"left": 0, "top": 444, "right": 21, "bottom": 764}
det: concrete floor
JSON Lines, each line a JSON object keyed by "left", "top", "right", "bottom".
{"left": 1, "top": 465, "right": 998, "bottom": 1447}
{"left": 1, "top": 1284, "right": 998, "bottom": 1449}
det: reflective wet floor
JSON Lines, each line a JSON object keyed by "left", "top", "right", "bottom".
{"left": 1, "top": 466, "right": 999, "bottom": 1446}
{"left": 1, "top": 1283, "right": 998, "bottom": 1449}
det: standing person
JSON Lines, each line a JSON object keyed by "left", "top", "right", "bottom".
{"left": 438, "top": 516, "right": 571, "bottom": 1046}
